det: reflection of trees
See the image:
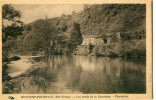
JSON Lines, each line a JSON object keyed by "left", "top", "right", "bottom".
{"left": 77, "top": 58, "right": 123, "bottom": 93}
{"left": 30, "top": 67, "right": 58, "bottom": 93}
{"left": 46, "top": 55, "right": 83, "bottom": 91}
{"left": 75, "top": 57, "right": 145, "bottom": 93}
{"left": 119, "top": 58, "right": 146, "bottom": 93}
{"left": 26, "top": 56, "right": 145, "bottom": 93}
{"left": 67, "top": 66, "right": 82, "bottom": 90}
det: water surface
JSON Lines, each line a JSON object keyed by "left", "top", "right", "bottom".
{"left": 5, "top": 55, "right": 146, "bottom": 94}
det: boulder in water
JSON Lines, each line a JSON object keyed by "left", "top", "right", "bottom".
{"left": 10, "top": 56, "right": 21, "bottom": 61}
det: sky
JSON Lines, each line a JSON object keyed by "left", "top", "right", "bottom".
{"left": 12, "top": 4, "right": 84, "bottom": 24}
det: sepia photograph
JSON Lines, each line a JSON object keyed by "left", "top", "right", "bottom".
{"left": 0, "top": 0, "right": 152, "bottom": 99}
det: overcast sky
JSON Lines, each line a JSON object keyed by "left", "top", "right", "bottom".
{"left": 12, "top": 4, "right": 84, "bottom": 24}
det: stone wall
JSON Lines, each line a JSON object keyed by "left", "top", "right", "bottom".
{"left": 75, "top": 39, "right": 146, "bottom": 58}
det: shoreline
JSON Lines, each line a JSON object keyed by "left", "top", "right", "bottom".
{"left": 2, "top": 55, "right": 47, "bottom": 94}
{"left": 8, "top": 56, "right": 33, "bottom": 77}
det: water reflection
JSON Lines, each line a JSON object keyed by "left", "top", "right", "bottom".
{"left": 29, "top": 67, "right": 58, "bottom": 93}
{"left": 5, "top": 55, "right": 146, "bottom": 94}
{"left": 37, "top": 55, "right": 145, "bottom": 94}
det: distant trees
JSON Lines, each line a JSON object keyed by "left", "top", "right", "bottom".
{"left": 58, "top": 20, "right": 67, "bottom": 32}
{"left": 20, "top": 21, "right": 82, "bottom": 55}
{"left": 43, "top": 17, "right": 57, "bottom": 55}
{"left": 72, "top": 10, "right": 76, "bottom": 15}
{"left": 79, "top": 4, "right": 146, "bottom": 36}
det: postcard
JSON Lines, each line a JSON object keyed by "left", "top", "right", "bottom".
{"left": 0, "top": 0, "right": 152, "bottom": 100}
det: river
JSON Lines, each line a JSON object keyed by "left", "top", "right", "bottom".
{"left": 4, "top": 55, "right": 146, "bottom": 94}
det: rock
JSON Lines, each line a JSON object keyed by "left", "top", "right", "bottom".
{"left": 9, "top": 56, "right": 21, "bottom": 61}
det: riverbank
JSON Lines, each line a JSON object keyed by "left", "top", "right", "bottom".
{"left": 74, "top": 39, "right": 146, "bottom": 58}
{"left": 7, "top": 56, "right": 32, "bottom": 77}
{"left": 2, "top": 56, "right": 47, "bottom": 93}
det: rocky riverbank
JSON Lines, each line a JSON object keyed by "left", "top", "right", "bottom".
{"left": 74, "top": 39, "right": 146, "bottom": 58}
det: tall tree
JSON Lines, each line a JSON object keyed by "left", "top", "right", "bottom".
{"left": 2, "top": 4, "right": 23, "bottom": 43}
{"left": 2, "top": 4, "right": 23, "bottom": 62}
{"left": 68, "top": 22, "right": 82, "bottom": 52}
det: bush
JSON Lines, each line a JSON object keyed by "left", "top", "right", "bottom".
{"left": 2, "top": 64, "right": 11, "bottom": 82}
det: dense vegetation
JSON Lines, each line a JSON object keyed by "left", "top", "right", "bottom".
{"left": 79, "top": 4, "right": 146, "bottom": 36}
{"left": 2, "top": 4, "right": 146, "bottom": 58}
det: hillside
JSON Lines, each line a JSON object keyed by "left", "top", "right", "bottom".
{"left": 3, "top": 4, "right": 146, "bottom": 57}
{"left": 28, "top": 4, "right": 146, "bottom": 36}
{"left": 24, "top": 4, "right": 146, "bottom": 39}
{"left": 70, "top": 4, "right": 146, "bottom": 36}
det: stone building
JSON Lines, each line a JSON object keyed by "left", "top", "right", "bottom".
{"left": 81, "top": 32, "right": 121, "bottom": 46}
{"left": 81, "top": 35, "right": 103, "bottom": 46}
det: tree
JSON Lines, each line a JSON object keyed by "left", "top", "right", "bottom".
{"left": 2, "top": 4, "right": 21, "bottom": 21}
{"left": 58, "top": 20, "right": 67, "bottom": 32}
{"left": 68, "top": 22, "right": 82, "bottom": 52}
{"left": 72, "top": 10, "right": 76, "bottom": 15}
{"left": 2, "top": 4, "right": 23, "bottom": 43}
{"left": 22, "top": 17, "right": 58, "bottom": 55}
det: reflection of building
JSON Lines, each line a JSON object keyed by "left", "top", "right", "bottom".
{"left": 75, "top": 56, "right": 95, "bottom": 71}
{"left": 81, "top": 32, "right": 121, "bottom": 46}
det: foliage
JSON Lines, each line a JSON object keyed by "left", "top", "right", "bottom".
{"left": 58, "top": 20, "right": 67, "bottom": 32}
{"left": 2, "top": 4, "right": 23, "bottom": 63}
{"left": 2, "top": 23, "right": 23, "bottom": 42}
{"left": 20, "top": 18, "right": 58, "bottom": 55}
{"left": 2, "top": 64, "right": 11, "bottom": 82}
{"left": 2, "top": 4, "right": 21, "bottom": 21}
{"left": 2, "top": 4, "right": 23, "bottom": 43}
{"left": 68, "top": 22, "right": 82, "bottom": 52}
{"left": 76, "top": 4, "right": 146, "bottom": 36}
